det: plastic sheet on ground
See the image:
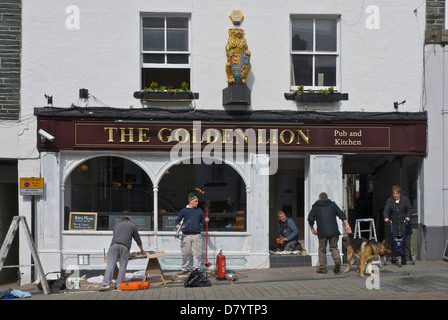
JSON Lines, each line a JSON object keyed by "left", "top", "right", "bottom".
{"left": 87, "top": 270, "right": 151, "bottom": 284}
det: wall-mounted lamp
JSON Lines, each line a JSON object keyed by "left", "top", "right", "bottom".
{"left": 44, "top": 94, "right": 53, "bottom": 106}
{"left": 394, "top": 100, "right": 406, "bottom": 110}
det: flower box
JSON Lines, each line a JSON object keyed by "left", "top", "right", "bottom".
{"left": 284, "top": 92, "right": 349, "bottom": 103}
{"left": 134, "top": 91, "right": 199, "bottom": 102}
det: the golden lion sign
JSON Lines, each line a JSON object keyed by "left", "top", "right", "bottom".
{"left": 225, "top": 28, "right": 251, "bottom": 85}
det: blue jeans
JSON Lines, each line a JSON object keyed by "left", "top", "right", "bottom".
{"left": 102, "top": 243, "right": 130, "bottom": 287}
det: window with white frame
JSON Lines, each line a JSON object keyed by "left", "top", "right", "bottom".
{"left": 141, "top": 15, "right": 191, "bottom": 90}
{"left": 290, "top": 17, "right": 339, "bottom": 90}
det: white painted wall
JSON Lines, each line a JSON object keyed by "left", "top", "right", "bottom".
{"left": 421, "top": 44, "right": 448, "bottom": 258}
{"left": 306, "top": 155, "right": 344, "bottom": 266}
{"left": 20, "top": 0, "right": 425, "bottom": 115}
{"left": 422, "top": 44, "right": 445, "bottom": 228}
{"left": 15, "top": 0, "right": 429, "bottom": 281}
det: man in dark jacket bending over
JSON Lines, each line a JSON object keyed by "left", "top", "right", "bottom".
{"left": 308, "top": 192, "right": 352, "bottom": 274}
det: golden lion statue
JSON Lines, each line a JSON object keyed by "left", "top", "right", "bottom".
{"left": 225, "top": 28, "right": 251, "bottom": 85}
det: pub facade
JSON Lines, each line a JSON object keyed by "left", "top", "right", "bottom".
{"left": 8, "top": 1, "right": 434, "bottom": 283}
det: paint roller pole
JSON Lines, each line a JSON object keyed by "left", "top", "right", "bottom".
{"left": 205, "top": 208, "right": 212, "bottom": 267}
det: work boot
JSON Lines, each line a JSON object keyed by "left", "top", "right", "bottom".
{"left": 316, "top": 267, "right": 327, "bottom": 274}
{"left": 334, "top": 262, "right": 341, "bottom": 273}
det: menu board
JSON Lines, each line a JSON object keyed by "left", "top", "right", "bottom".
{"left": 108, "top": 215, "right": 151, "bottom": 231}
{"left": 69, "top": 212, "right": 97, "bottom": 231}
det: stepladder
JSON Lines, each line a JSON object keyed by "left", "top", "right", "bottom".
{"left": 0, "top": 216, "right": 51, "bottom": 294}
{"left": 354, "top": 218, "right": 378, "bottom": 240}
{"left": 353, "top": 218, "right": 382, "bottom": 266}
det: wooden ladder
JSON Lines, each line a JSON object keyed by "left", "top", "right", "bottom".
{"left": 0, "top": 216, "right": 51, "bottom": 294}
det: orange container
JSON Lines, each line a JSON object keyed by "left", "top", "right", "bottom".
{"left": 119, "top": 282, "right": 149, "bottom": 290}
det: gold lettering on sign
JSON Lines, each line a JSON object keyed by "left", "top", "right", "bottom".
{"left": 158, "top": 128, "right": 172, "bottom": 143}
{"left": 258, "top": 129, "right": 270, "bottom": 144}
{"left": 104, "top": 127, "right": 117, "bottom": 143}
{"left": 191, "top": 128, "right": 204, "bottom": 143}
{"left": 138, "top": 128, "right": 150, "bottom": 143}
{"left": 103, "top": 126, "right": 313, "bottom": 146}
{"left": 174, "top": 128, "right": 190, "bottom": 143}
{"left": 222, "top": 129, "right": 234, "bottom": 144}
{"left": 120, "top": 128, "right": 134, "bottom": 143}
{"left": 234, "top": 129, "right": 249, "bottom": 144}
{"left": 205, "top": 128, "right": 221, "bottom": 143}
{"left": 297, "top": 130, "right": 310, "bottom": 144}
{"left": 279, "top": 129, "right": 294, "bottom": 145}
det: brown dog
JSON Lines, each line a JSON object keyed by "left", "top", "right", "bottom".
{"left": 344, "top": 238, "right": 392, "bottom": 277}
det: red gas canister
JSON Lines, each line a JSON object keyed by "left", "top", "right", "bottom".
{"left": 216, "top": 250, "right": 227, "bottom": 280}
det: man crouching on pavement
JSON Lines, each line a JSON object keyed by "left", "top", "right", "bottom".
{"left": 176, "top": 193, "right": 209, "bottom": 274}
{"left": 308, "top": 192, "right": 352, "bottom": 274}
{"left": 277, "top": 211, "right": 299, "bottom": 251}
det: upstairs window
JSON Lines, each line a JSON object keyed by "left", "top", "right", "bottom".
{"left": 291, "top": 17, "right": 339, "bottom": 90}
{"left": 141, "top": 15, "right": 191, "bottom": 90}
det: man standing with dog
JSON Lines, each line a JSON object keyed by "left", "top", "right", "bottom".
{"left": 308, "top": 192, "right": 352, "bottom": 274}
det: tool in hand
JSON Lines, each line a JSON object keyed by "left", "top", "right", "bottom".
{"left": 175, "top": 218, "right": 184, "bottom": 239}
{"left": 205, "top": 208, "right": 212, "bottom": 267}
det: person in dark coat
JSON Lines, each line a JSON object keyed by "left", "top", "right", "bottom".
{"left": 308, "top": 192, "right": 352, "bottom": 274}
{"left": 383, "top": 185, "right": 412, "bottom": 263}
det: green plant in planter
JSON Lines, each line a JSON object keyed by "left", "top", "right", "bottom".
{"left": 149, "top": 81, "right": 159, "bottom": 91}
{"left": 293, "top": 85, "right": 336, "bottom": 96}
{"left": 143, "top": 81, "right": 191, "bottom": 93}
{"left": 181, "top": 81, "right": 190, "bottom": 92}
{"left": 295, "top": 85, "right": 304, "bottom": 96}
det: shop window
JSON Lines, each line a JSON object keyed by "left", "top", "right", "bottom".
{"left": 158, "top": 161, "right": 247, "bottom": 232}
{"left": 64, "top": 157, "right": 154, "bottom": 231}
{"left": 291, "top": 17, "right": 339, "bottom": 90}
{"left": 141, "top": 15, "right": 191, "bottom": 90}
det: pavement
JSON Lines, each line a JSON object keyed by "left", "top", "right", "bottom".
{"left": 1, "top": 259, "right": 448, "bottom": 306}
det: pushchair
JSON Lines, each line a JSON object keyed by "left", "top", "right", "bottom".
{"left": 387, "top": 220, "right": 415, "bottom": 267}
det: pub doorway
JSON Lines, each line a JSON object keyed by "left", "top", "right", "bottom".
{"left": 343, "top": 155, "right": 421, "bottom": 257}
{"left": 269, "top": 158, "right": 305, "bottom": 251}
